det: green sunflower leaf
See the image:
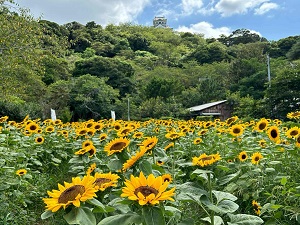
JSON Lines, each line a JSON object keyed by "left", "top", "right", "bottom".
{"left": 64, "top": 207, "right": 96, "bottom": 225}
{"left": 97, "top": 212, "right": 142, "bottom": 225}
{"left": 143, "top": 206, "right": 166, "bottom": 225}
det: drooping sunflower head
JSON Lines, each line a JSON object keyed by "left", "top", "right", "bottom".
{"left": 93, "top": 172, "right": 120, "bottom": 191}
{"left": 296, "top": 135, "right": 300, "bottom": 148}
{"left": 238, "top": 151, "right": 248, "bottom": 162}
{"left": 43, "top": 175, "right": 97, "bottom": 212}
{"left": 252, "top": 200, "right": 261, "bottom": 215}
{"left": 164, "top": 142, "right": 174, "bottom": 151}
{"left": 251, "top": 152, "right": 263, "bottom": 165}
{"left": 192, "top": 153, "right": 221, "bottom": 167}
{"left": 0, "top": 116, "right": 9, "bottom": 123}
{"left": 86, "top": 163, "right": 97, "bottom": 175}
{"left": 121, "top": 172, "right": 175, "bottom": 206}
{"left": 226, "top": 116, "right": 239, "bottom": 126}
{"left": 141, "top": 136, "right": 158, "bottom": 152}
{"left": 165, "top": 131, "right": 184, "bottom": 140}
{"left": 16, "top": 169, "right": 27, "bottom": 176}
{"left": 104, "top": 137, "right": 130, "bottom": 156}
{"left": 99, "top": 133, "right": 108, "bottom": 142}
{"left": 287, "top": 111, "right": 300, "bottom": 119}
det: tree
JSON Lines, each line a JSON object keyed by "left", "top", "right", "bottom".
{"left": 265, "top": 64, "right": 300, "bottom": 119}
{"left": 69, "top": 74, "right": 120, "bottom": 120}
{"left": 286, "top": 40, "right": 300, "bottom": 60}
{"left": 73, "top": 56, "right": 135, "bottom": 96}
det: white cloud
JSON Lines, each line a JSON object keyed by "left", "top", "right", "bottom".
{"left": 254, "top": 2, "right": 279, "bottom": 15}
{"left": 175, "top": 21, "right": 231, "bottom": 38}
{"left": 214, "top": 0, "right": 269, "bottom": 16}
{"left": 181, "top": 0, "right": 204, "bottom": 15}
{"left": 15, "top": 0, "right": 151, "bottom": 25}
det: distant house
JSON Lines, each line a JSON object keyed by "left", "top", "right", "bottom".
{"left": 188, "top": 100, "right": 232, "bottom": 120}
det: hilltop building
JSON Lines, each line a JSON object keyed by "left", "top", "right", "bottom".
{"left": 153, "top": 16, "right": 168, "bottom": 28}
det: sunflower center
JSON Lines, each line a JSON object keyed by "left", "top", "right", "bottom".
{"left": 254, "top": 156, "right": 260, "bottom": 161}
{"left": 94, "top": 178, "right": 111, "bottom": 186}
{"left": 290, "top": 130, "right": 298, "bottom": 136}
{"left": 258, "top": 123, "right": 266, "bottom": 130}
{"left": 134, "top": 186, "right": 158, "bottom": 197}
{"left": 233, "top": 128, "right": 240, "bottom": 134}
{"left": 241, "top": 154, "right": 247, "bottom": 159}
{"left": 111, "top": 142, "right": 126, "bottom": 150}
{"left": 29, "top": 125, "right": 37, "bottom": 130}
{"left": 200, "top": 156, "right": 213, "bottom": 162}
{"left": 58, "top": 185, "right": 85, "bottom": 204}
{"left": 270, "top": 130, "right": 278, "bottom": 138}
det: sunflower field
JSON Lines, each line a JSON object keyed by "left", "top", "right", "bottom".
{"left": 0, "top": 112, "right": 300, "bottom": 225}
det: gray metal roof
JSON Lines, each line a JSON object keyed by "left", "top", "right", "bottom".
{"left": 188, "top": 100, "right": 227, "bottom": 112}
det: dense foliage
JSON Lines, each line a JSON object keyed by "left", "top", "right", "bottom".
{"left": 1, "top": 0, "right": 299, "bottom": 122}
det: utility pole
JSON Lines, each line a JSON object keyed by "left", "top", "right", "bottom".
{"left": 127, "top": 98, "right": 130, "bottom": 121}
{"left": 267, "top": 54, "right": 271, "bottom": 87}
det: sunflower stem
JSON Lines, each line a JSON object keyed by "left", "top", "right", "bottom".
{"left": 208, "top": 174, "right": 214, "bottom": 225}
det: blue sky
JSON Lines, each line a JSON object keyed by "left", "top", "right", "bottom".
{"left": 13, "top": 0, "right": 299, "bottom": 41}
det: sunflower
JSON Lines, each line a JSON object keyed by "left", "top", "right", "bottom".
{"left": 16, "top": 169, "right": 27, "bottom": 176}
{"left": 285, "top": 127, "right": 299, "bottom": 139}
{"left": 82, "top": 140, "right": 94, "bottom": 148}
{"left": 35, "top": 136, "right": 45, "bottom": 144}
{"left": 254, "top": 118, "right": 269, "bottom": 132}
{"left": 99, "top": 133, "right": 108, "bottom": 142}
{"left": 86, "top": 163, "right": 96, "bottom": 175}
{"left": 45, "top": 126, "right": 55, "bottom": 133}
{"left": 113, "top": 122, "right": 122, "bottom": 131}
{"left": 259, "top": 139, "right": 267, "bottom": 148}
{"left": 43, "top": 175, "right": 97, "bottom": 212}
{"left": 93, "top": 172, "right": 120, "bottom": 191}
{"left": 0, "top": 116, "right": 9, "bottom": 123}
{"left": 267, "top": 126, "right": 280, "bottom": 143}
{"left": 193, "top": 137, "right": 203, "bottom": 145}
{"left": 104, "top": 137, "right": 130, "bottom": 156}
{"left": 296, "top": 135, "right": 300, "bottom": 148}
{"left": 117, "top": 127, "right": 133, "bottom": 137}
{"left": 197, "top": 129, "right": 208, "bottom": 136}
{"left": 229, "top": 124, "right": 244, "bottom": 137}
{"left": 156, "top": 160, "right": 164, "bottom": 166}
{"left": 238, "top": 151, "right": 248, "bottom": 162}
{"left": 76, "top": 128, "right": 88, "bottom": 136}
{"left": 132, "top": 131, "right": 144, "bottom": 139}
{"left": 252, "top": 200, "right": 261, "bottom": 215}
{"left": 287, "top": 111, "right": 300, "bottom": 119}
{"left": 165, "top": 131, "right": 184, "bottom": 140}
{"left": 164, "top": 142, "right": 174, "bottom": 151}
{"left": 121, "top": 172, "right": 175, "bottom": 206}
{"left": 141, "top": 136, "right": 158, "bottom": 152}
{"left": 161, "top": 174, "right": 173, "bottom": 183}
{"left": 226, "top": 116, "right": 238, "bottom": 126}
{"left": 192, "top": 153, "right": 221, "bottom": 167}
{"left": 84, "top": 145, "right": 97, "bottom": 157}
{"left": 25, "top": 122, "right": 40, "bottom": 134}
{"left": 251, "top": 152, "right": 263, "bottom": 165}
{"left": 93, "top": 122, "right": 103, "bottom": 131}
{"left": 122, "top": 146, "right": 147, "bottom": 172}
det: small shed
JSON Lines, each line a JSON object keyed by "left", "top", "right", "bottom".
{"left": 188, "top": 100, "right": 232, "bottom": 120}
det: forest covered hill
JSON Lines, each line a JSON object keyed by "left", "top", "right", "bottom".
{"left": 1, "top": 1, "right": 300, "bottom": 121}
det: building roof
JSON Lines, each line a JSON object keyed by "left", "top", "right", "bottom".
{"left": 188, "top": 100, "right": 227, "bottom": 112}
